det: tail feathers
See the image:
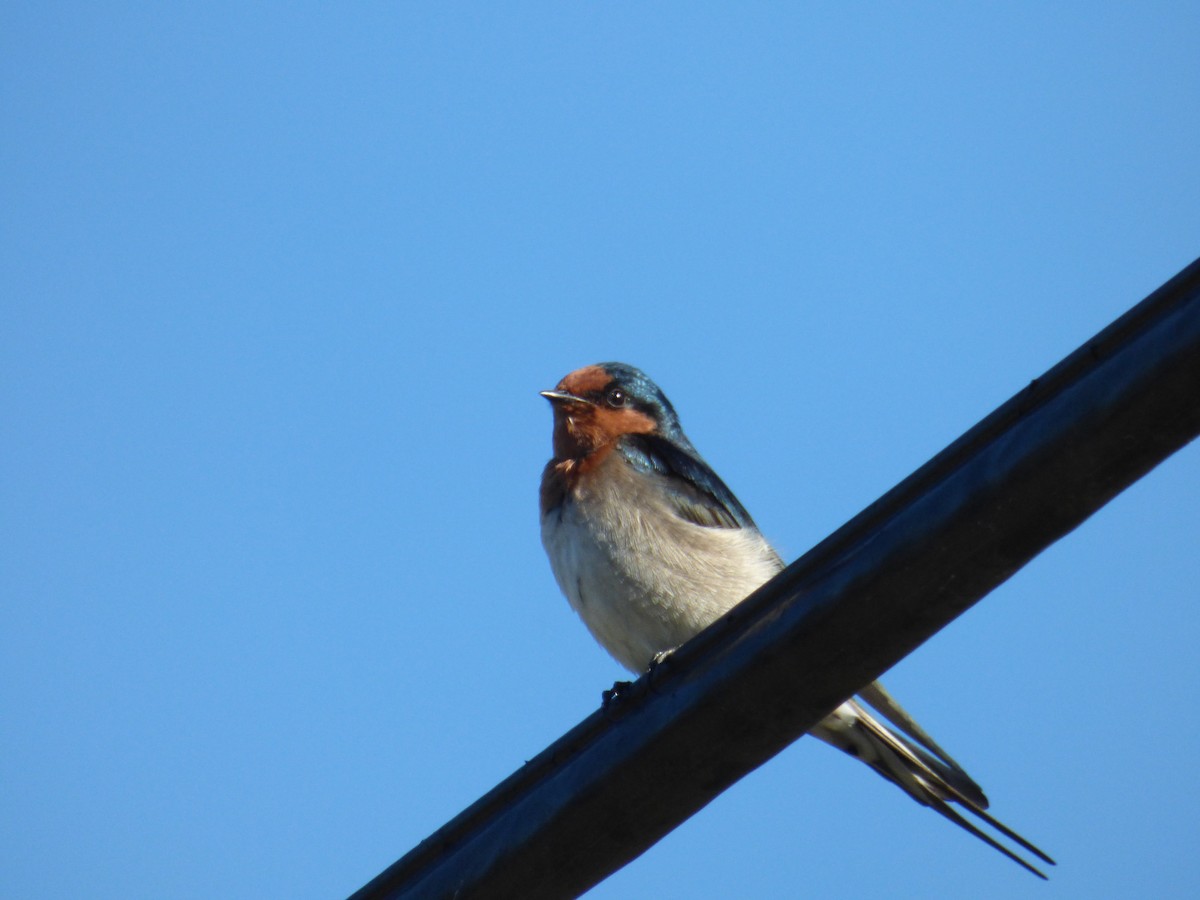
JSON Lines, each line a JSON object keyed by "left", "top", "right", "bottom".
{"left": 811, "top": 692, "right": 1055, "bottom": 880}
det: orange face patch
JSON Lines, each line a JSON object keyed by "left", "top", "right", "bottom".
{"left": 553, "top": 402, "right": 657, "bottom": 459}
{"left": 548, "top": 366, "right": 657, "bottom": 462}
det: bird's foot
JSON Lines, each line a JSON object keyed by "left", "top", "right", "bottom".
{"left": 601, "top": 680, "right": 635, "bottom": 708}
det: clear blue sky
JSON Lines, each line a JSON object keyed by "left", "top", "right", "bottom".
{"left": 3, "top": 4, "right": 1198, "bottom": 898}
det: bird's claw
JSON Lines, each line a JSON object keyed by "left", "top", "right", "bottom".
{"left": 601, "top": 680, "right": 634, "bottom": 708}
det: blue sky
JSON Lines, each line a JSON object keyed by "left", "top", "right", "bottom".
{"left": 3, "top": 4, "right": 1198, "bottom": 898}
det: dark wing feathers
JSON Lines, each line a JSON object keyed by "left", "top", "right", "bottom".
{"left": 617, "top": 434, "right": 758, "bottom": 531}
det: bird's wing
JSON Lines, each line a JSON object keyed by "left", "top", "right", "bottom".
{"left": 618, "top": 433, "right": 760, "bottom": 531}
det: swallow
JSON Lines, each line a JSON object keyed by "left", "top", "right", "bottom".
{"left": 539, "top": 361, "right": 1054, "bottom": 879}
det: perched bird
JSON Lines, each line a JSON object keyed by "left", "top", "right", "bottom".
{"left": 539, "top": 362, "right": 1054, "bottom": 878}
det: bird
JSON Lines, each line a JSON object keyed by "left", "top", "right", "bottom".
{"left": 539, "top": 361, "right": 1054, "bottom": 879}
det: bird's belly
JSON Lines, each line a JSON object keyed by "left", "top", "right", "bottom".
{"left": 541, "top": 467, "right": 780, "bottom": 672}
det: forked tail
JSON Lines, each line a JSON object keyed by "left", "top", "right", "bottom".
{"left": 811, "top": 682, "right": 1055, "bottom": 879}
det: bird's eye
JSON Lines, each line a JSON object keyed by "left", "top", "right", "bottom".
{"left": 605, "top": 388, "right": 628, "bottom": 408}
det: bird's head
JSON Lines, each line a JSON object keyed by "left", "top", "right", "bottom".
{"left": 541, "top": 362, "right": 686, "bottom": 460}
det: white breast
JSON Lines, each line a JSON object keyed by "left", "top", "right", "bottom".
{"left": 541, "top": 451, "right": 782, "bottom": 672}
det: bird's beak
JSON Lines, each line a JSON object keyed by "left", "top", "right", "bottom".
{"left": 540, "top": 390, "right": 594, "bottom": 407}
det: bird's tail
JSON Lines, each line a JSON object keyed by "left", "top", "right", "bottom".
{"left": 810, "top": 682, "right": 1055, "bottom": 880}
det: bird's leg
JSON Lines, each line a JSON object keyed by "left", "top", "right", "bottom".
{"left": 644, "top": 648, "right": 679, "bottom": 694}
{"left": 648, "top": 648, "right": 675, "bottom": 671}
